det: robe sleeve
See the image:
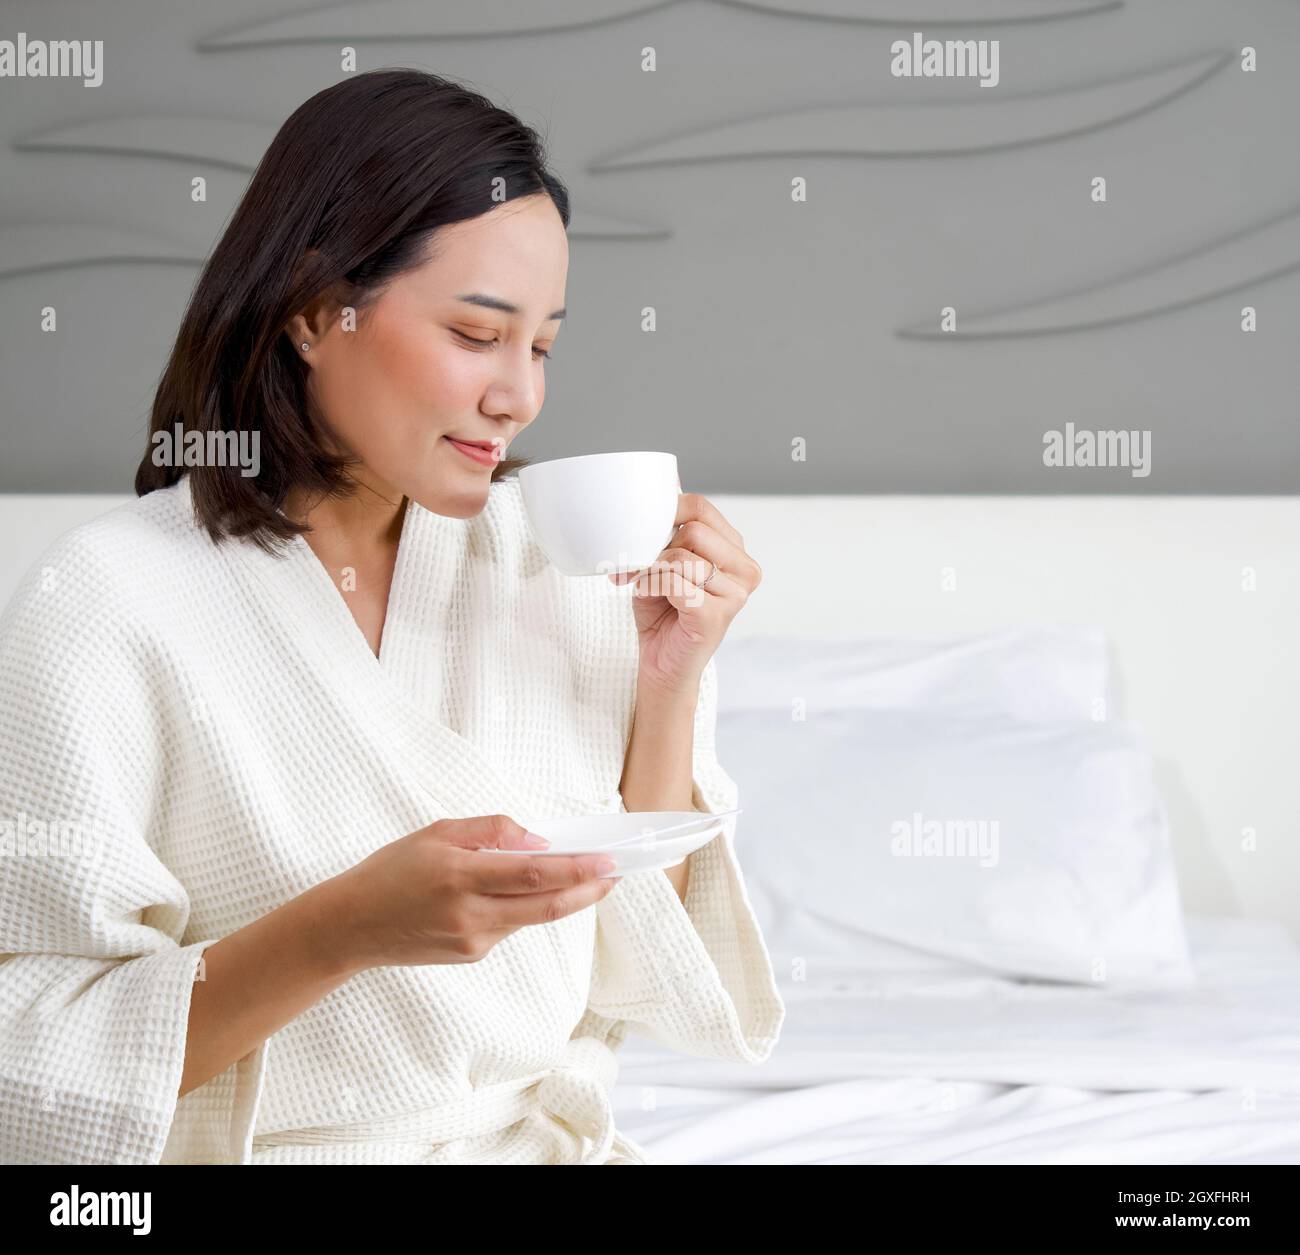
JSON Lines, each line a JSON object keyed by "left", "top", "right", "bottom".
{"left": 0, "top": 533, "right": 269, "bottom": 1165}
{"left": 575, "top": 654, "right": 786, "bottom": 1063}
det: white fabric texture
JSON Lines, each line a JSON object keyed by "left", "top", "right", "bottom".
{"left": 611, "top": 917, "right": 1300, "bottom": 1164}
{"left": 714, "top": 625, "right": 1109, "bottom": 723}
{"left": 0, "top": 473, "right": 784, "bottom": 1165}
{"left": 721, "top": 707, "right": 1195, "bottom": 990}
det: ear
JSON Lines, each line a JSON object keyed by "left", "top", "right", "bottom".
{"left": 285, "top": 305, "right": 330, "bottom": 356}
{"left": 284, "top": 248, "right": 336, "bottom": 356}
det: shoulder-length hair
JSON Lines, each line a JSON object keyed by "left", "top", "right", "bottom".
{"left": 135, "top": 68, "right": 569, "bottom": 551}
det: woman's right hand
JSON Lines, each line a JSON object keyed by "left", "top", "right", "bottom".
{"left": 311, "top": 814, "right": 622, "bottom": 973}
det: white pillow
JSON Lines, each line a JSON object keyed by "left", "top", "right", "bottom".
{"left": 716, "top": 625, "right": 1109, "bottom": 723}
{"left": 722, "top": 707, "right": 1195, "bottom": 990}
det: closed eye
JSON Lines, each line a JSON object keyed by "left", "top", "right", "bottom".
{"left": 454, "top": 330, "right": 552, "bottom": 360}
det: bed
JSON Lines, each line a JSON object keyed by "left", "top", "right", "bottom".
{"left": 603, "top": 493, "right": 1300, "bottom": 1165}
{"left": 611, "top": 915, "right": 1300, "bottom": 1164}
{"left": 2, "top": 490, "right": 1297, "bottom": 1166}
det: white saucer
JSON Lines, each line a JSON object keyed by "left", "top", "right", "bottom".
{"left": 478, "top": 810, "right": 737, "bottom": 876}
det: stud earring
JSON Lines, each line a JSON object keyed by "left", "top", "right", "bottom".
{"left": 301, "top": 342, "right": 310, "bottom": 352}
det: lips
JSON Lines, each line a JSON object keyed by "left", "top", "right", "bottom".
{"left": 444, "top": 436, "right": 504, "bottom": 467}
{"left": 446, "top": 437, "right": 498, "bottom": 451}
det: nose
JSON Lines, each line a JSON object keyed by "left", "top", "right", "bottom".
{"left": 483, "top": 344, "right": 545, "bottom": 428}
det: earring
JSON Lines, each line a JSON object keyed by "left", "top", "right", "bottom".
{"left": 301, "top": 342, "right": 310, "bottom": 352}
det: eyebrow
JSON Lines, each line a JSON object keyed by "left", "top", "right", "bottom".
{"left": 453, "top": 292, "right": 566, "bottom": 321}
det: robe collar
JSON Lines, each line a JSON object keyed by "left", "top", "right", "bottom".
{"left": 180, "top": 474, "right": 585, "bottom": 826}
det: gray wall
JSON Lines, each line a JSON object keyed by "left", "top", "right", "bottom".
{"left": 0, "top": 0, "right": 1296, "bottom": 493}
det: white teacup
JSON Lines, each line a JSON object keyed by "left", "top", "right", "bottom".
{"left": 517, "top": 451, "right": 680, "bottom": 576}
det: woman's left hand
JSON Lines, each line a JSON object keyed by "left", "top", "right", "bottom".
{"left": 608, "top": 492, "right": 762, "bottom": 700}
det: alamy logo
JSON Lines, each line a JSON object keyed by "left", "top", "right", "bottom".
{"left": 889, "top": 811, "right": 1000, "bottom": 867}
{"left": 50, "top": 1187, "right": 150, "bottom": 1235}
{"left": 1043, "top": 422, "right": 1152, "bottom": 478}
{"left": 151, "top": 422, "right": 261, "bottom": 478}
{"left": 1, "top": 811, "right": 102, "bottom": 858}
{"left": 0, "top": 33, "right": 102, "bottom": 86}
{"left": 890, "top": 32, "right": 999, "bottom": 88}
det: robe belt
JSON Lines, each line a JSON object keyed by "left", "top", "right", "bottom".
{"left": 251, "top": 1035, "right": 621, "bottom": 1164}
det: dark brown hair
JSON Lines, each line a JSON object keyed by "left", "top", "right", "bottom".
{"left": 135, "top": 68, "right": 570, "bottom": 551}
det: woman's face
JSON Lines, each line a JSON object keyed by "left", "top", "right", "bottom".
{"left": 291, "top": 193, "right": 568, "bottom": 519}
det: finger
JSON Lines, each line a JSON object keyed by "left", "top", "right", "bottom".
{"left": 660, "top": 524, "right": 758, "bottom": 595}
{"left": 477, "top": 875, "right": 624, "bottom": 930}
{"left": 672, "top": 491, "right": 744, "bottom": 550}
{"left": 635, "top": 549, "right": 744, "bottom": 604}
{"left": 463, "top": 848, "right": 620, "bottom": 895}
{"left": 433, "top": 814, "right": 543, "bottom": 853}
{"left": 634, "top": 559, "right": 742, "bottom": 615}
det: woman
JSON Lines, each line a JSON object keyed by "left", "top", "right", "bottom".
{"left": 0, "top": 69, "right": 783, "bottom": 1165}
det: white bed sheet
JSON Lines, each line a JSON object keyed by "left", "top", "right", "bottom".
{"left": 610, "top": 916, "right": 1300, "bottom": 1164}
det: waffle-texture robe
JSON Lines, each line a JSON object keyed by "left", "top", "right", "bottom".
{"left": 0, "top": 473, "right": 784, "bottom": 1164}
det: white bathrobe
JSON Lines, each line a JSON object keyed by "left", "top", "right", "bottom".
{"left": 0, "top": 473, "right": 785, "bottom": 1165}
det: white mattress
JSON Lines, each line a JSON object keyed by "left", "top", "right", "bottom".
{"left": 610, "top": 916, "right": 1300, "bottom": 1164}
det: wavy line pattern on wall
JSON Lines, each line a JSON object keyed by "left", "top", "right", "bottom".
{"left": 197, "top": 0, "right": 1121, "bottom": 49}
{"left": 15, "top": 116, "right": 274, "bottom": 173}
{"left": 591, "top": 50, "right": 1230, "bottom": 169}
{"left": 11, "top": 117, "right": 672, "bottom": 239}
{"left": 0, "top": 225, "right": 201, "bottom": 282}
{"left": 895, "top": 204, "right": 1300, "bottom": 339}
{"left": 724, "top": 0, "right": 1120, "bottom": 23}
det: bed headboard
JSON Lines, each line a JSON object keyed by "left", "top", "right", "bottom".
{"left": 2, "top": 491, "right": 1296, "bottom": 940}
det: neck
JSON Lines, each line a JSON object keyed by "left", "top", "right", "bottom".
{"left": 285, "top": 471, "right": 407, "bottom": 550}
